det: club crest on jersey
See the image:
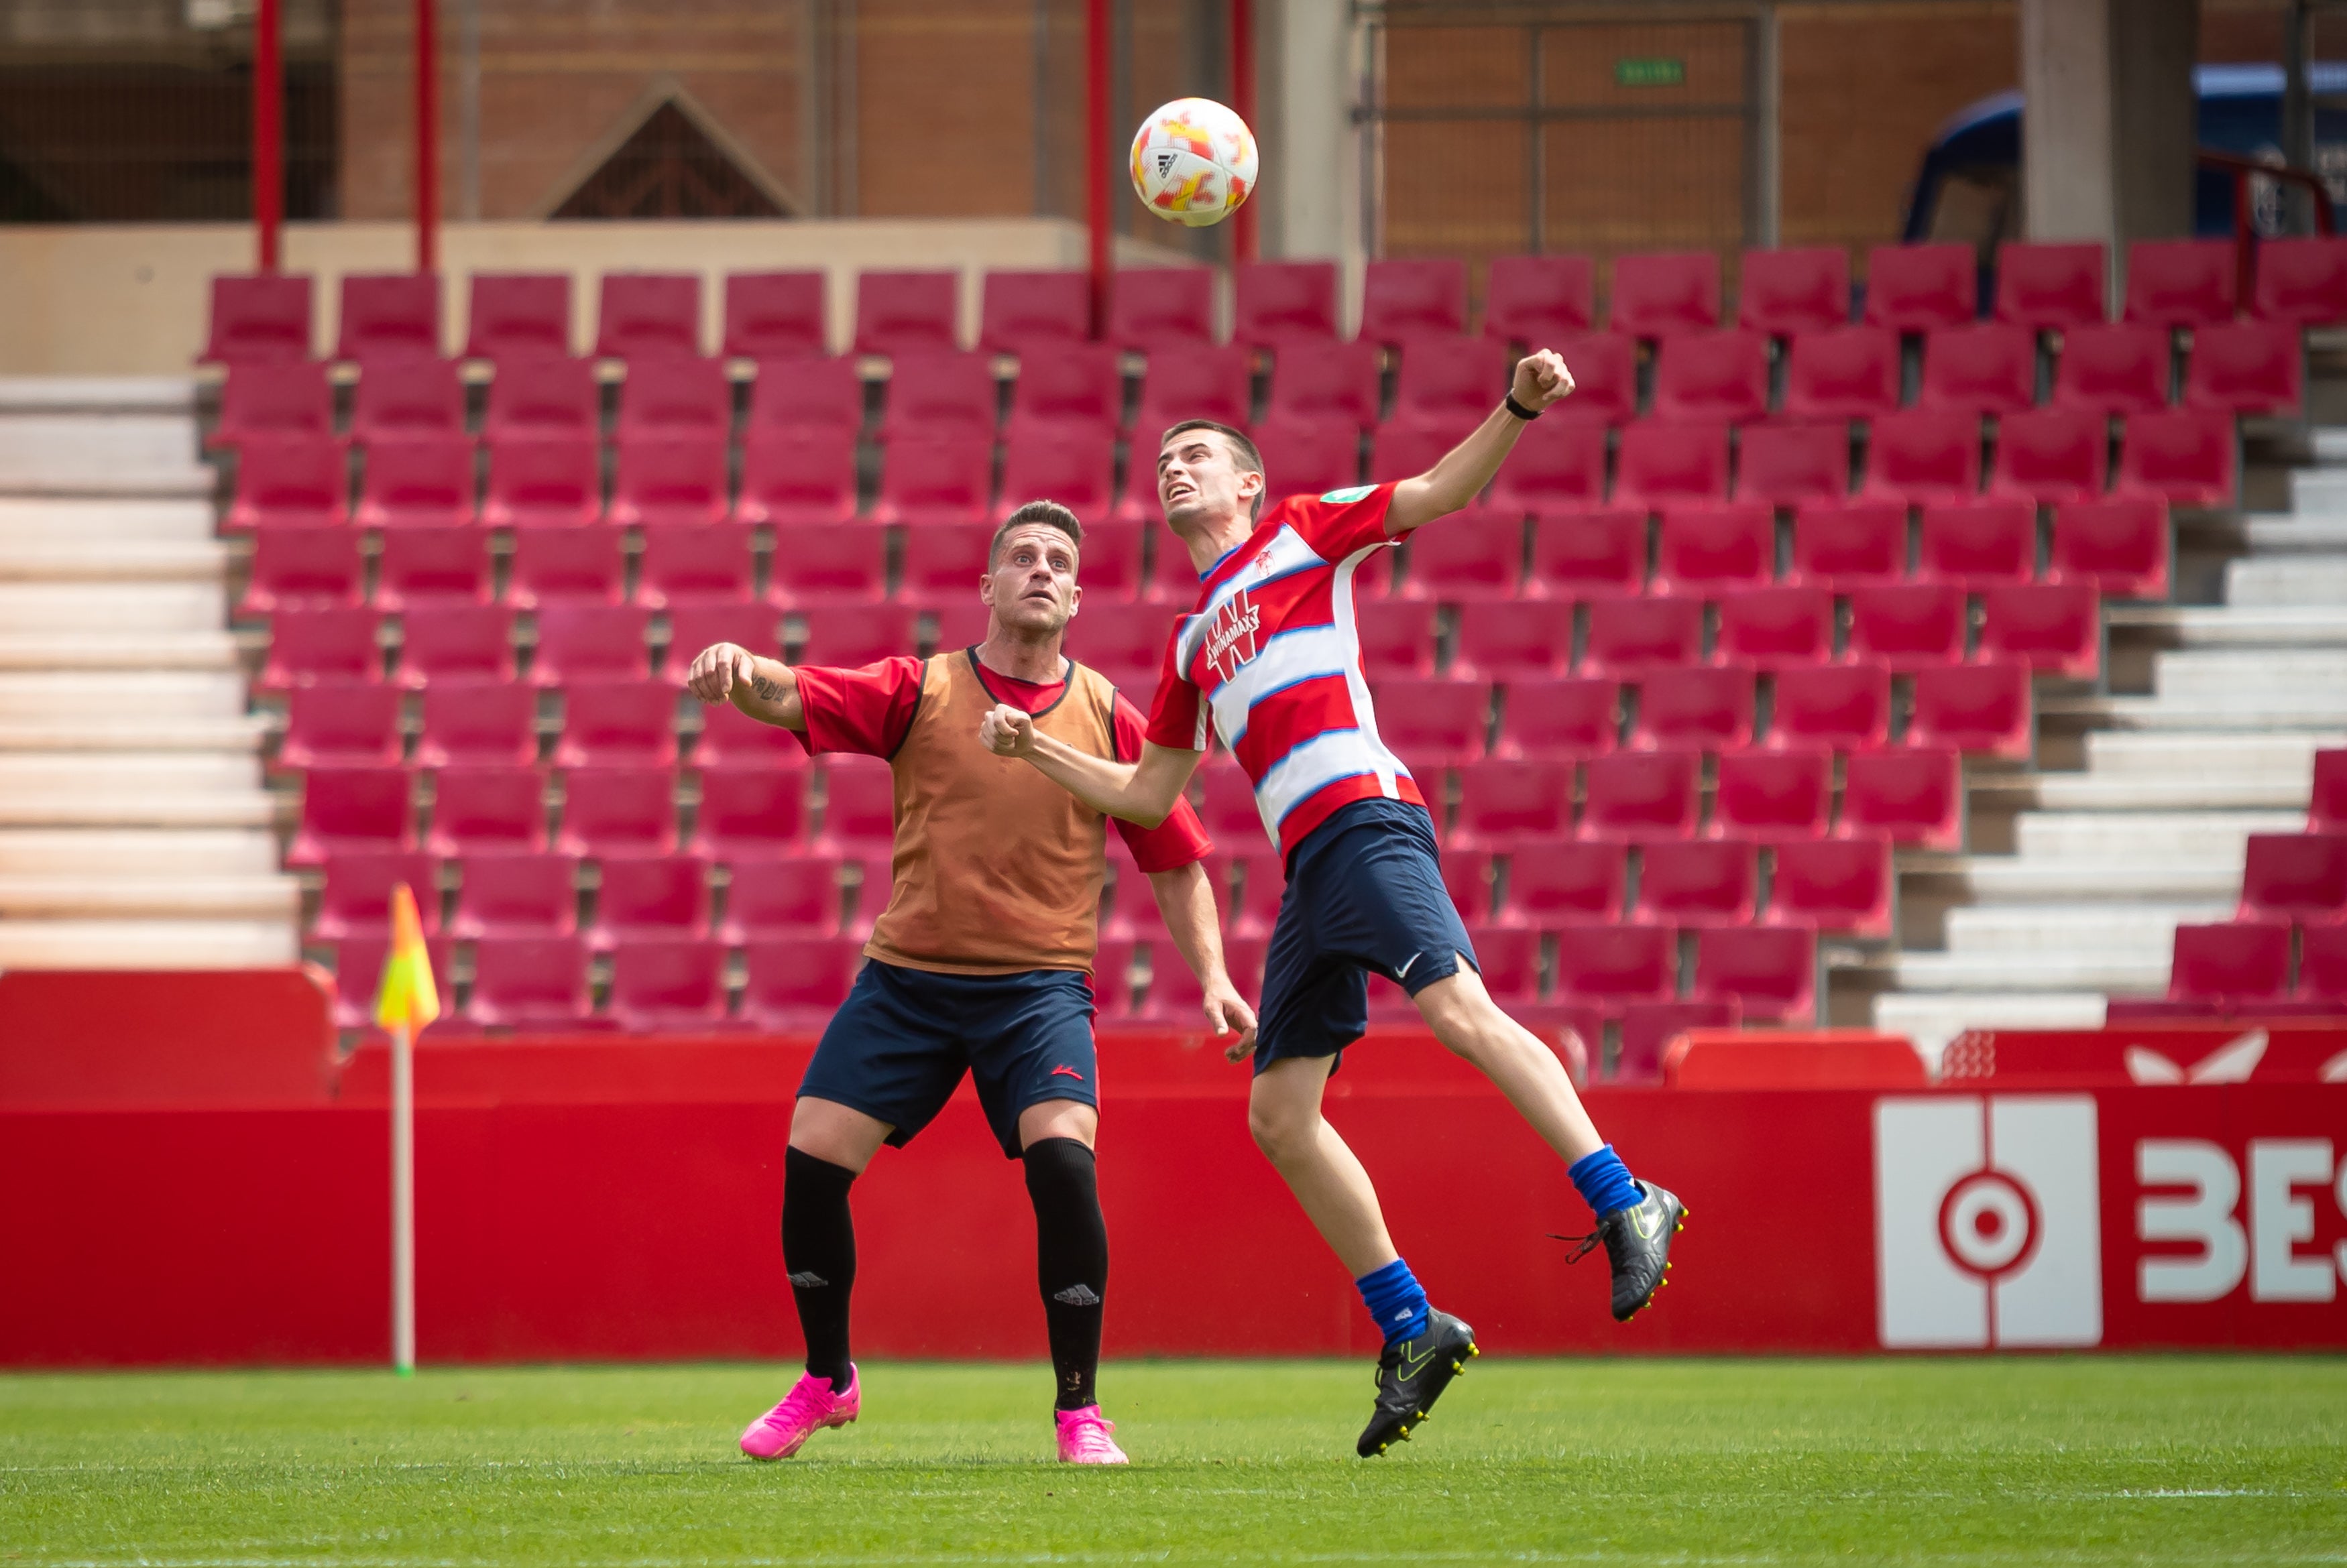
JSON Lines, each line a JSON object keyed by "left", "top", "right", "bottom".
{"left": 1201, "top": 588, "right": 1262, "bottom": 681}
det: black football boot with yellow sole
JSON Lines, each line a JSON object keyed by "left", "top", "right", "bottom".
{"left": 1356, "top": 1309, "right": 1478, "bottom": 1457}
{"left": 1556, "top": 1180, "right": 1686, "bottom": 1321}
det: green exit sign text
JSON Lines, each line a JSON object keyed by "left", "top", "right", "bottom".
{"left": 1614, "top": 57, "right": 1686, "bottom": 87}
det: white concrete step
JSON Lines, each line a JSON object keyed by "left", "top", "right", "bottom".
{"left": 0, "top": 415, "right": 210, "bottom": 495}
{"left": 1930, "top": 857, "right": 2245, "bottom": 902}
{"left": 2241, "top": 516, "right": 2347, "bottom": 554}
{"left": 0, "top": 829, "right": 280, "bottom": 878}
{"left": 2108, "top": 606, "right": 2347, "bottom": 648}
{"left": 2081, "top": 730, "right": 2342, "bottom": 778}
{"left": 0, "top": 498, "right": 217, "bottom": 544}
{"left": 2016, "top": 773, "right": 2312, "bottom": 810}
{"left": 0, "top": 793, "right": 278, "bottom": 829}
{"left": 1890, "top": 951, "right": 2170, "bottom": 993}
{"left": 0, "top": 672, "right": 249, "bottom": 721}
{"left": 2055, "top": 695, "right": 2347, "bottom": 729}
{"left": 2226, "top": 556, "right": 2347, "bottom": 606}
{"left": 2011, "top": 809, "right": 2301, "bottom": 861}
{"left": 0, "top": 717, "right": 267, "bottom": 751}
{"left": 1872, "top": 991, "right": 2111, "bottom": 1069}
{"left": 0, "top": 542, "right": 226, "bottom": 582}
{"left": 0, "top": 752, "right": 261, "bottom": 792}
{"left": 0, "top": 875, "right": 297, "bottom": 920}
{"left": 0, "top": 377, "right": 196, "bottom": 414}
{"left": 0, "top": 633, "right": 239, "bottom": 671}
{"left": 1943, "top": 903, "right": 2230, "bottom": 957}
{"left": 2154, "top": 650, "right": 2347, "bottom": 701}
{"left": 0, "top": 583, "right": 227, "bottom": 634}
{"left": 0, "top": 918, "right": 298, "bottom": 970}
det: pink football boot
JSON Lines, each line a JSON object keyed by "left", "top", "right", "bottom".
{"left": 739, "top": 1367, "right": 859, "bottom": 1460}
{"left": 1054, "top": 1405, "right": 1129, "bottom": 1464}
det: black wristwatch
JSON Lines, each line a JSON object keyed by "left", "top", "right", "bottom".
{"left": 1504, "top": 392, "right": 1542, "bottom": 420}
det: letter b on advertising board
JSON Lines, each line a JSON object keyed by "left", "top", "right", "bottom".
{"left": 1874, "top": 1095, "right": 2103, "bottom": 1348}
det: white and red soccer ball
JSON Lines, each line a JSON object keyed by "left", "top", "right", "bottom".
{"left": 1129, "top": 98, "right": 1257, "bottom": 229}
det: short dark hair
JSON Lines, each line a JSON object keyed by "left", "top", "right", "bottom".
{"left": 990, "top": 499, "right": 1084, "bottom": 566}
{"left": 1160, "top": 419, "right": 1267, "bottom": 521}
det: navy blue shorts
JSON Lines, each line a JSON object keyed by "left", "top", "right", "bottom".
{"left": 1254, "top": 798, "right": 1479, "bottom": 1075}
{"left": 798, "top": 959, "right": 1099, "bottom": 1158}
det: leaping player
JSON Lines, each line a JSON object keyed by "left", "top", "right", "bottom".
{"left": 688, "top": 501, "right": 1249, "bottom": 1465}
{"left": 981, "top": 352, "right": 1685, "bottom": 1458}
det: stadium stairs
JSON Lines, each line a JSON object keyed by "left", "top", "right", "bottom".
{"left": 0, "top": 378, "right": 298, "bottom": 968}
{"left": 1867, "top": 368, "right": 2347, "bottom": 1060}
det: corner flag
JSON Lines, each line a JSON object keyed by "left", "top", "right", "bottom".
{"left": 373, "top": 883, "right": 441, "bottom": 1032}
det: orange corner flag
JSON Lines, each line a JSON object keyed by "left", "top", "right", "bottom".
{"left": 373, "top": 883, "right": 441, "bottom": 1032}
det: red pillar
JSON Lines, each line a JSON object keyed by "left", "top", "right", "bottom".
{"left": 253, "top": 0, "right": 282, "bottom": 272}
{"left": 1086, "top": 0, "right": 1112, "bottom": 336}
{"left": 1230, "top": 0, "right": 1257, "bottom": 263}
{"left": 414, "top": 0, "right": 439, "bottom": 273}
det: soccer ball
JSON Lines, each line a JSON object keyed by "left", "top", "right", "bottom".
{"left": 1129, "top": 98, "right": 1257, "bottom": 228}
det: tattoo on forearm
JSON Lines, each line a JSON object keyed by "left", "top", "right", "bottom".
{"left": 750, "top": 674, "right": 787, "bottom": 702}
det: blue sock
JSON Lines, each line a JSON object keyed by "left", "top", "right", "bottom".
{"left": 1569, "top": 1144, "right": 1642, "bottom": 1219}
{"left": 1355, "top": 1258, "right": 1430, "bottom": 1346}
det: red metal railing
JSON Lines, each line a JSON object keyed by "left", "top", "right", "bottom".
{"left": 2199, "top": 147, "right": 2338, "bottom": 306}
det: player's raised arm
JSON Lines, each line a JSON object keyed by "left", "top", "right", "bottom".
{"left": 980, "top": 707, "right": 1201, "bottom": 828}
{"left": 1385, "top": 349, "right": 1576, "bottom": 535}
{"left": 685, "top": 642, "right": 806, "bottom": 730}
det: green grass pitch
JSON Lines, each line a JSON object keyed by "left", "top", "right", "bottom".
{"left": 4, "top": 1358, "right": 2344, "bottom": 1565}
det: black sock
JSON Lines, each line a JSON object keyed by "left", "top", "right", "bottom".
{"left": 782, "top": 1146, "right": 857, "bottom": 1391}
{"left": 1022, "top": 1136, "right": 1108, "bottom": 1412}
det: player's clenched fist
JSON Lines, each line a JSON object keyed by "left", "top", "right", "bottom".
{"left": 1513, "top": 348, "right": 1575, "bottom": 411}
{"left": 978, "top": 703, "right": 1037, "bottom": 758}
{"left": 685, "top": 642, "right": 756, "bottom": 704}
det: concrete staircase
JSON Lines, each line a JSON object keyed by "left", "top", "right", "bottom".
{"left": 0, "top": 379, "right": 296, "bottom": 969}
{"left": 1872, "top": 450, "right": 2346, "bottom": 1060}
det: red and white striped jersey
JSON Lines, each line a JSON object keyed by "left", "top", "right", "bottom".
{"left": 1143, "top": 481, "right": 1427, "bottom": 855}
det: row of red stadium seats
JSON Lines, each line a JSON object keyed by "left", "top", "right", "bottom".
{"left": 199, "top": 238, "right": 2347, "bottom": 367}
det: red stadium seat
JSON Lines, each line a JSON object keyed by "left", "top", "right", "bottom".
{"left": 1780, "top": 326, "right": 1900, "bottom": 421}
{"left": 617, "top": 356, "right": 730, "bottom": 438}
{"left": 262, "top": 607, "right": 381, "bottom": 692}
{"left": 609, "top": 435, "right": 730, "bottom": 528}
{"left": 1611, "top": 999, "right": 1737, "bottom": 1083}
{"left": 1106, "top": 268, "right": 1214, "bottom": 351}
{"left": 507, "top": 526, "right": 624, "bottom": 609}
{"left": 481, "top": 436, "right": 599, "bottom": 530}
{"left": 463, "top": 274, "right": 571, "bottom": 363}
{"left": 1631, "top": 665, "right": 1756, "bottom": 751}
{"left": 1450, "top": 600, "right": 1571, "bottom": 680}
{"left": 1841, "top": 747, "right": 1962, "bottom": 849}
{"left": 414, "top": 682, "right": 537, "bottom": 769}
{"left": 1615, "top": 422, "right": 1729, "bottom": 509}
{"left": 2299, "top": 923, "right": 2347, "bottom": 1005}
{"left": 855, "top": 271, "right": 960, "bottom": 356}
{"left": 1401, "top": 509, "right": 1523, "bottom": 601}
{"left": 606, "top": 939, "right": 730, "bottom": 1031}
{"left": 333, "top": 938, "right": 457, "bottom": 1032}
{"left": 349, "top": 357, "right": 465, "bottom": 446}
{"left": 1451, "top": 760, "right": 1572, "bottom": 849}
{"left": 1977, "top": 581, "right": 2101, "bottom": 680}
{"left": 240, "top": 526, "right": 362, "bottom": 617}
{"left": 586, "top": 856, "right": 710, "bottom": 951}
{"left": 1713, "top": 748, "right": 1831, "bottom": 839}
{"left": 1356, "top": 599, "right": 1436, "bottom": 678}
{"left": 1554, "top": 923, "right": 1678, "bottom": 1004}
{"left": 870, "top": 436, "right": 993, "bottom": 527}
{"left": 1362, "top": 258, "right": 1468, "bottom": 345}
{"left": 1864, "top": 244, "right": 1976, "bottom": 333}
{"left": 464, "top": 936, "right": 592, "bottom": 1028}
{"left": 928, "top": 601, "right": 992, "bottom": 652}
{"left": 1650, "top": 330, "right": 1770, "bottom": 424}
{"left": 1132, "top": 345, "right": 1252, "bottom": 436}
{"left": 1064, "top": 608, "right": 1167, "bottom": 688}
{"left": 798, "top": 603, "right": 917, "bottom": 668}
{"left": 2160, "top": 921, "right": 2295, "bottom": 1012}
{"left": 2252, "top": 236, "right": 2347, "bottom": 325}
{"left": 736, "top": 431, "right": 859, "bottom": 530}
{"left": 395, "top": 604, "right": 513, "bottom": 687}
{"left": 1008, "top": 344, "right": 1121, "bottom": 436}
{"left": 1252, "top": 418, "right": 1361, "bottom": 503}
{"left": 290, "top": 766, "right": 413, "bottom": 866}
{"left": 635, "top": 524, "right": 755, "bottom": 608}
{"left": 1916, "top": 323, "right": 2037, "bottom": 416}
{"left": 426, "top": 765, "right": 549, "bottom": 857}
{"left": 742, "top": 936, "right": 864, "bottom": 1030}
{"left": 811, "top": 754, "right": 896, "bottom": 859}
{"left": 2183, "top": 320, "right": 2303, "bottom": 416}
{"left": 690, "top": 766, "right": 811, "bottom": 860}
{"left": 1996, "top": 242, "right": 2106, "bottom": 330}
{"left": 1392, "top": 337, "right": 1508, "bottom": 430}
{"left": 374, "top": 527, "right": 491, "bottom": 611}
{"left": 280, "top": 681, "right": 403, "bottom": 771}
{"left": 225, "top": 437, "right": 347, "bottom": 532}
{"left": 1740, "top": 247, "right": 1851, "bottom": 336}
{"left": 211, "top": 363, "right": 333, "bottom": 448}
{"left": 556, "top": 765, "right": 677, "bottom": 857}
{"left": 483, "top": 355, "right": 598, "bottom": 443}
{"left": 997, "top": 428, "right": 1115, "bottom": 526}
{"left": 1861, "top": 410, "right": 1982, "bottom": 502}
{"left": 2052, "top": 322, "right": 2171, "bottom": 414}
{"left": 1217, "top": 849, "right": 1280, "bottom": 939}
{"left": 1772, "top": 662, "right": 1892, "bottom": 751}
{"left": 1062, "top": 516, "right": 1147, "bottom": 604}
{"left": 1713, "top": 586, "right": 1833, "bottom": 669}
{"left": 2238, "top": 833, "right": 2347, "bottom": 924}
{"left": 2124, "top": 240, "right": 2236, "bottom": 328}
{"left": 1611, "top": 250, "right": 1720, "bottom": 339}
{"left": 554, "top": 680, "right": 679, "bottom": 767}
{"left": 312, "top": 851, "right": 441, "bottom": 941}
{"left": 1544, "top": 331, "right": 1636, "bottom": 424}
{"left": 1909, "top": 659, "right": 2034, "bottom": 760}
{"left": 1653, "top": 502, "right": 1774, "bottom": 595}
{"left": 1918, "top": 497, "right": 2038, "bottom": 587}
{"left": 980, "top": 269, "right": 1088, "bottom": 354}
{"left": 692, "top": 699, "right": 807, "bottom": 770}
{"left": 668, "top": 603, "right": 783, "bottom": 666}
{"left": 1637, "top": 838, "right": 1758, "bottom": 925}
{"left": 1691, "top": 926, "right": 1818, "bottom": 1023}
{"left": 449, "top": 853, "right": 578, "bottom": 940}
{"left": 202, "top": 273, "right": 312, "bottom": 364}
{"left": 879, "top": 351, "right": 996, "bottom": 441}
{"left": 1491, "top": 421, "right": 1609, "bottom": 516}
{"left": 1492, "top": 678, "right": 1619, "bottom": 760}
{"left": 723, "top": 272, "right": 826, "bottom": 359}
{"left": 2114, "top": 409, "right": 2236, "bottom": 507}
{"left": 893, "top": 522, "right": 989, "bottom": 609}
{"left": 1769, "top": 835, "right": 1894, "bottom": 938}
{"left": 1265, "top": 339, "right": 1380, "bottom": 430}
{"left": 1235, "top": 260, "right": 1340, "bottom": 348}
{"left": 1372, "top": 678, "right": 1491, "bottom": 767}
{"left": 355, "top": 436, "right": 475, "bottom": 530}
{"left": 1459, "top": 925, "right": 1541, "bottom": 1004}
{"left": 1579, "top": 751, "right": 1700, "bottom": 840}
{"left": 1526, "top": 509, "right": 1644, "bottom": 595}
{"left": 1483, "top": 254, "right": 1596, "bottom": 345}
{"left": 1789, "top": 499, "right": 1908, "bottom": 588}
{"left": 748, "top": 354, "right": 864, "bottom": 436}
{"left": 2309, "top": 749, "right": 2347, "bottom": 835}
{"left": 1372, "top": 420, "right": 1481, "bottom": 491}
{"left": 1583, "top": 596, "right": 1703, "bottom": 675}
{"left": 1498, "top": 841, "right": 1625, "bottom": 925}
{"left": 336, "top": 273, "right": 439, "bottom": 363}
{"left": 718, "top": 857, "right": 841, "bottom": 943}
{"left": 1846, "top": 583, "right": 1967, "bottom": 671}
